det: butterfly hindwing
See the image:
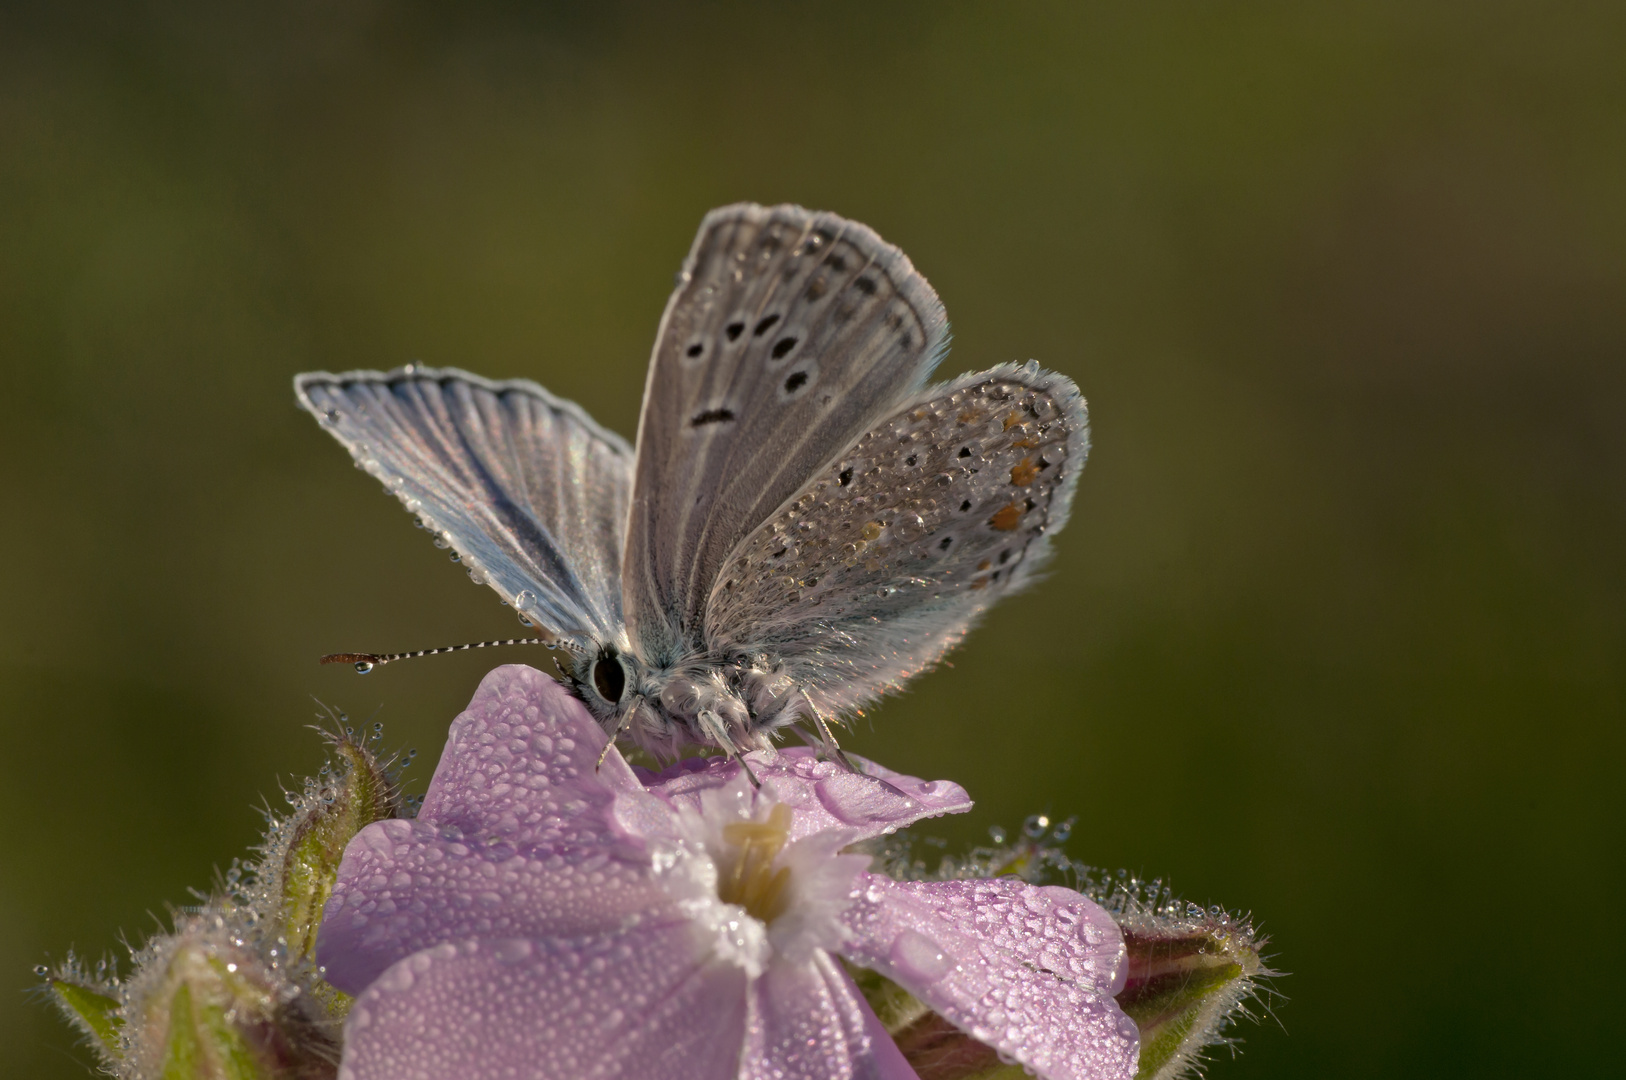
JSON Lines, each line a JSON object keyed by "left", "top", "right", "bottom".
{"left": 623, "top": 204, "right": 949, "bottom": 664}
{"left": 704, "top": 363, "right": 1088, "bottom": 713}
{"left": 296, "top": 368, "right": 633, "bottom": 650}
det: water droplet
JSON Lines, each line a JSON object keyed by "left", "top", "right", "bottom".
{"left": 890, "top": 930, "right": 953, "bottom": 982}
{"left": 33, "top": 964, "right": 47, "bottom": 976}
{"left": 354, "top": 661, "right": 374, "bottom": 674}
{"left": 1024, "top": 814, "right": 1050, "bottom": 839}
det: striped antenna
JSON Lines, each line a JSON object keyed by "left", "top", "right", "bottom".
{"left": 320, "top": 637, "right": 552, "bottom": 674}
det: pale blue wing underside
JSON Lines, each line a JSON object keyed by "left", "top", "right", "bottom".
{"left": 705, "top": 362, "right": 1089, "bottom": 715}
{"left": 295, "top": 368, "right": 633, "bottom": 651}
{"left": 623, "top": 204, "right": 950, "bottom": 665}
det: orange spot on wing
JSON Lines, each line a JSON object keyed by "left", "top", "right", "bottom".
{"left": 1010, "top": 458, "right": 1040, "bottom": 486}
{"left": 1003, "top": 412, "right": 1021, "bottom": 430}
{"left": 989, "top": 504, "right": 1022, "bottom": 531}
{"left": 977, "top": 559, "right": 992, "bottom": 571}
{"left": 970, "top": 577, "right": 990, "bottom": 590}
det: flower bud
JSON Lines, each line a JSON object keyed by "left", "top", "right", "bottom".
{"left": 120, "top": 906, "right": 339, "bottom": 1080}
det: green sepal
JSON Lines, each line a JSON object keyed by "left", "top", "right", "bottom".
{"left": 278, "top": 736, "right": 397, "bottom": 962}
{"left": 157, "top": 978, "right": 265, "bottom": 1080}
{"left": 49, "top": 977, "right": 122, "bottom": 1058}
{"left": 1117, "top": 920, "right": 1265, "bottom": 1080}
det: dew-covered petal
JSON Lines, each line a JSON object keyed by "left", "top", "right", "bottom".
{"left": 339, "top": 923, "right": 747, "bottom": 1080}
{"left": 418, "top": 664, "right": 657, "bottom": 850}
{"left": 742, "top": 952, "right": 918, "bottom": 1080}
{"left": 840, "top": 876, "right": 1138, "bottom": 1080}
{"left": 318, "top": 817, "right": 669, "bottom": 993}
{"left": 641, "top": 748, "right": 970, "bottom": 844}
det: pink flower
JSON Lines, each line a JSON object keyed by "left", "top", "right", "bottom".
{"left": 317, "top": 665, "right": 1138, "bottom": 1080}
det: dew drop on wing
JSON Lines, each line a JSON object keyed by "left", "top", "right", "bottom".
{"left": 354, "top": 661, "right": 374, "bottom": 674}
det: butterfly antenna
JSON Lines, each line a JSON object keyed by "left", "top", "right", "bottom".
{"left": 597, "top": 695, "right": 643, "bottom": 771}
{"left": 319, "top": 637, "right": 553, "bottom": 674}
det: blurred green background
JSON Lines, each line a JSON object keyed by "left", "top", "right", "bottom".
{"left": 3, "top": 2, "right": 1623, "bottom": 1076}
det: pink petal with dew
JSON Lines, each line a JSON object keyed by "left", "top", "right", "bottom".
{"left": 641, "top": 748, "right": 971, "bottom": 844}
{"left": 338, "top": 923, "right": 747, "bottom": 1080}
{"left": 840, "top": 877, "right": 1139, "bottom": 1080}
{"left": 417, "top": 665, "right": 659, "bottom": 849}
{"left": 742, "top": 951, "right": 919, "bottom": 1080}
{"left": 318, "top": 818, "right": 669, "bottom": 993}
{"left": 319, "top": 665, "right": 676, "bottom": 991}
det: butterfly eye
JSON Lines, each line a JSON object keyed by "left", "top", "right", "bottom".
{"left": 592, "top": 654, "right": 627, "bottom": 703}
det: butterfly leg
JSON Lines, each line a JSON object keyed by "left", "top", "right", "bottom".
{"left": 596, "top": 695, "right": 643, "bottom": 771}
{"left": 699, "top": 709, "right": 761, "bottom": 788}
{"left": 801, "top": 689, "right": 862, "bottom": 775}
{"left": 801, "top": 689, "right": 917, "bottom": 799}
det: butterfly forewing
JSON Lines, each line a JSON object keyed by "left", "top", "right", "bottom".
{"left": 623, "top": 204, "right": 949, "bottom": 664}
{"left": 295, "top": 369, "right": 633, "bottom": 649}
{"left": 704, "top": 363, "right": 1088, "bottom": 713}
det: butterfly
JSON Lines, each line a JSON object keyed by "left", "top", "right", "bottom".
{"left": 297, "top": 204, "right": 1089, "bottom": 769}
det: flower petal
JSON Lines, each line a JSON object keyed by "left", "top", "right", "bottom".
{"left": 339, "top": 924, "right": 748, "bottom": 1080}
{"left": 643, "top": 748, "right": 971, "bottom": 844}
{"left": 318, "top": 666, "right": 678, "bottom": 992}
{"left": 417, "top": 664, "right": 654, "bottom": 849}
{"left": 840, "top": 877, "right": 1138, "bottom": 1080}
{"left": 742, "top": 952, "right": 918, "bottom": 1080}
{"left": 317, "top": 818, "right": 669, "bottom": 993}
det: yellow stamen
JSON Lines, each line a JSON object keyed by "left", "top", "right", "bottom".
{"left": 718, "top": 803, "right": 794, "bottom": 923}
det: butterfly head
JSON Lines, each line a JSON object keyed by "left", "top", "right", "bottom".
{"left": 571, "top": 644, "right": 804, "bottom": 760}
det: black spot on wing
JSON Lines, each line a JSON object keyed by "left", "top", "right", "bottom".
{"left": 691, "top": 408, "right": 736, "bottom": 427}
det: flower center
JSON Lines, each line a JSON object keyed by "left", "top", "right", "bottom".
{"left": 716, "top": 802, "right": 793, "bottom": 923}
